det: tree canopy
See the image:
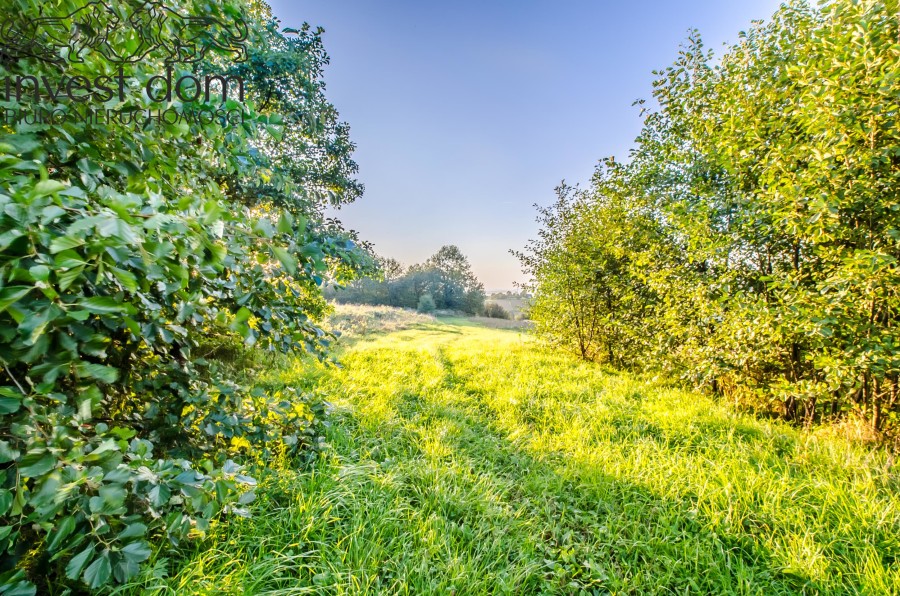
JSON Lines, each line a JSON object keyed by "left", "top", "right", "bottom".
{"left": 519, "top": 0, "right": 900, "bottom": 431}
{"left": 329, "top": 245, "right": 486, "bottom": 314}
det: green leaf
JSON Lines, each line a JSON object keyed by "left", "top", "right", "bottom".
{"left": 83, "top": 551, "right": 112, "bottom": 589}
{"left": 58, "top": 265, "right": 85, "bottom": 291}
{"left": 277, "top": 211, "right": 293, "bottom": 234}
{"left": 120, "top": 541, "right": 151, "bottom": 563}
{"left": 266, "top": 124, "right": 284, "bottom": 141}
{"left": 65, "top": 545, "right": 95, "bottom": 580}
{"left": 0, "top": 580, "right": 36, "bottom": 596}
{"left": 0, "top": 388, "right": 22, "bottom": 415}
{"left": 233, "top": 307, "right": 252, "bottom": 325}
{"left": 0, "top": 395, "right": 20, "bottom": 415}
{"left": 77, "top": 297, "right": 129, "bottom": 315}
{"left": 32, "top": 180, "right": 66, "bottom": 197}
{"left": 77, "top": 158, "right": 102, "bottom": 176}
{"left": 253, "top": 218, "right": 275, "bottom": 238}
{"left": 49, "top": 236, "right": 84, "bottom": 254}
{"left": 0, "top": 441, "right": 19, "bottom": 464}
{"left": 0, "top": 230, "right": 24, "bottom": 251}
{"left": 148, "top": 484, "right": 170, "bottom": 507}
{"left": 17, "top": 452, "right": 55, "bottom": 477}
{"left": 0, "top": 490, "right": 12, "bottom": 516}
{"left": 110, "top": 268, "right": 138, "bottom": 292}
{"left": 28, "top": 265, "right": 50, "bottom": 283}
{"left": 118, "top": 523, "right": 147, "bottom": 540}
{"left": 0, "top": 287, "right": 31, "bottom": 314}
{"left": 272, "top": 246, "right": 297, "bottom": 275}
{"left": 74, "top": 363, "right": 119, "bottom": 384}
{"left": 46, "top": 516, "right": 77, "bottom": 552}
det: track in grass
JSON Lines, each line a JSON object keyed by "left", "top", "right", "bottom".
{"left": 121, "top": 317, "right": 900, "bottom": 595}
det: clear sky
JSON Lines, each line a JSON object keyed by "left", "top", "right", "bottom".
{"left": 267, "top": 0, "right": 783, "bottom": 290}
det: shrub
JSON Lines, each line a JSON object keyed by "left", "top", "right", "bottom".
{"left": 518, "top": 0, "right": 900, "bottom": 431}
{"left": 417, "top": 294, "right": 436, "bottom": 313}
{"left": 0, "top": 1, "right": 369, "bottom": 591}
{"left": 332, "top": 246, "right": 486, "bottom": 314}
{"left": 483, "top": 303, "right": 511, "bottom": 319}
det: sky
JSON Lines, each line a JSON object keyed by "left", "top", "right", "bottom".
{"left": 267, "top": 0, "right": 783, "bottom": 290}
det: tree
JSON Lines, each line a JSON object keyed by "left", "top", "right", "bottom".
{"left": 515, "top": 176, "right": 659, "bottom": 365}
{"left": 417, "top": 293, "right": 436, "bottom": 313}
{"left": 0, "top": 0, "right": 368, "bottom": 590}
{"left": 331, "top": 246, "right": 486, "bottom": 314}
{"left": 424, "top": 245, "right": 485, "bottom": 313}
{"left": 520, "top": 0, "right": 900, "bottom": 431}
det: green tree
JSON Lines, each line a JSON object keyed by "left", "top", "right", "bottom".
{"left": 516, "top": 176, "right": 659, "bottom": 365}
{"left": 332, "top": 246, "right": 485, "bottom": 314}
{"left": 423, "top": 245, "right": 485, "bottom": 313}
{"left": 521, "top": 0, "right": 900, "bottom": 431}
{"left": 417, "top": 293, "right": 436, "bottom": 313}
{"left": 0, "top": 0, "right": 368, "bottom": 590}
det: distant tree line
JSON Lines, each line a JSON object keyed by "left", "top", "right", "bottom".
{"left": 328, "top": 245, "right": 486, "bottom": 314}
{"left": 518, "top": 0, "right": 900, "bottom": 432}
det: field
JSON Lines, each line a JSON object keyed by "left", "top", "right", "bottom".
{"left": 485, "top": 295, "right": 530, "bottom": 319}
{"left": 122, "top": 308, "right": 900, "bottom": 595}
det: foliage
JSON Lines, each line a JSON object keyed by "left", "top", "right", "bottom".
{"left": 515, "top": 177, "right": 660, "bottom": 364}
{"left": 116, "top": 319, "right": 900, "bottom": 594}
{"left": 482, "top": 302, "right": 511, "bottom": 320}
{"left": 416, "top": 293, "right": 436, "bottom": 314}
{"left": 0, "top": 0, "right": 367, "bottom": 591}
{"left": 329, "top": 245, "right": 486, "bottom": 314}
{"left": 519, "top": 0, "right": 900, "bottom": 431}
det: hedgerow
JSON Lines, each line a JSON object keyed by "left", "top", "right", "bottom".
{"left": 0, "top": 0, "right": 369, "bottom": 591}
{"left": 519, "top": 0, "right": 900, "bottom": 433}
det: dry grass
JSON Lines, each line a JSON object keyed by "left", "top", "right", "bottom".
{"left": 326, "top": 303, "right": 435, "bottom": 337}
{"left": 455, "top": 315, "right": 533, "bottom": 329}
{"left": 485, "top": 296, "right": 529, "bottom": 318}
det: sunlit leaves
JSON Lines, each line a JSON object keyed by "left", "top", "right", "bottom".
{"left": 522, "top": 0, "right": 900, "bottom": 430}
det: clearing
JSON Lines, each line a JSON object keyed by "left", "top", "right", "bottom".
{"left": 125, "top": 315, "right": 900, "bottom": 595}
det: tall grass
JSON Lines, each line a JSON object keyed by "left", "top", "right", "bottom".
{"left": 326, "top": 303, "right": 436, "bottom": 338}
{"left": 119, "top": 317, "right": 900, "bottom": 595}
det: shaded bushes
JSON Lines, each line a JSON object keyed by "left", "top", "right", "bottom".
{"left": 483, "top": 303, "right": 511, "bottom": 319}
{"left": 417, "top": 294, "right": 437, "bottom": 313}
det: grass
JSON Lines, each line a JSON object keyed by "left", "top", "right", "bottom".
{"left": 120, "top": 309, "right": 900, "bottom": 595}
{"left": 325, "top": 303, "right": 436, "bottom": 337}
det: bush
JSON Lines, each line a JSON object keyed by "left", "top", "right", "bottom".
{"left": 483, "top": 303, "right": 511, "bottom": 319}
{"left": 518, "top": 1, "right": 900, "bottom": 431}
{"left": 0, "top": 1, "right": 369, "bottom": 592}
{"left": 417, "top": 294, "right": 436, "bottom": 313}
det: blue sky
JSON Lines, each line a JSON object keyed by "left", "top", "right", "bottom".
{"left": 268, "top": 0, "right": 783, "bottom": 290}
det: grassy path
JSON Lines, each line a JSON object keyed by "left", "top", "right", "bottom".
{"left": 124, "top": 319, "right": 900, "bottom": 595}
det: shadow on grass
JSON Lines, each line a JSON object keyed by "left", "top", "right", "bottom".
{"left": 358, "top": 349, "right": 827, "bottom": 595}
{"left": 132, "top": 335, "right": 833, "bottom": 595}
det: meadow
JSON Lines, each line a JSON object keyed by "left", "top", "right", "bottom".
{"left": 118, "top": 307, "right": 900, "bottom": 595}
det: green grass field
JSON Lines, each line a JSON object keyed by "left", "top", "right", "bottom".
{"left": 120, "top": 314, "right": 900, "bottom": 595}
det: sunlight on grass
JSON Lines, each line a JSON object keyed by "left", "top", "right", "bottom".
{"left": 121, "top": 320, "right": 900, "bottom": 595}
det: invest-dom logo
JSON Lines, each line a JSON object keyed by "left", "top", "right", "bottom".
{"left": 0, "top": 0, "right": 249, "bottom": 128}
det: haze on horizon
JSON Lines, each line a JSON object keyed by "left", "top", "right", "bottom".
{"left": 268, "top": 0, "right": 782, "bottom": 290}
